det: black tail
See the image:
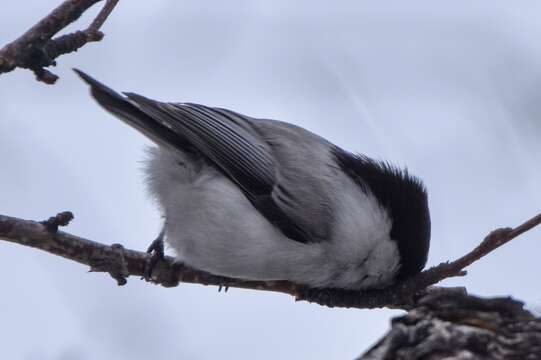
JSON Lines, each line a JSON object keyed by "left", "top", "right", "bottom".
{"left": 74, "top": 69, "right": 185, "bottom": 150}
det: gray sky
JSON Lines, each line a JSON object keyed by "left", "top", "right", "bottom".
{"left": 1, "top": 1, "right": 541, "bottom": 359}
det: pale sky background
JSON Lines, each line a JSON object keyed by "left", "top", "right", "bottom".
{"left": 1, "top": 1, "right": 541, "bottom": 359}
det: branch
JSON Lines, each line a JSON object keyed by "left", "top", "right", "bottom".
{"left": 0, "top": 0, "right": 119, "bottom": 84}
{"left": 0, "top": 211, "right": 539, "bottom": 309}
{"left": 359, "top": 291, "right": 541, "bottom": 359}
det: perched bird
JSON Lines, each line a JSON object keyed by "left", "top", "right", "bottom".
{"left": 75, "top": 69, "right": 430, "bottom": 290}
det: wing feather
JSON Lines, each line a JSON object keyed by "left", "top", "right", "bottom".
{"left": 76, "top": 70, "right": 327, "bottom": 244}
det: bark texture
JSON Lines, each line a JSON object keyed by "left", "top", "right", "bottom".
{"left": 360, "top": 292, "right": 541, "bottom": 360}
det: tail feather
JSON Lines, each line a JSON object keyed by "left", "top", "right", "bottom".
{"left": 74, "top": 69, "right": 187, "bottom": 150}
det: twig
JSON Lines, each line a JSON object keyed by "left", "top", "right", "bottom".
{"left": 87, "top": 0, "right": 119, "bottom": 37}
{"left": 0, "top": 0, "right": 119, "bottom": 84}
{"left": 0, "top": 212, "right": 539, "bottom": 309}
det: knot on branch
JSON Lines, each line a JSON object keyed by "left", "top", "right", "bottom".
{"left": 40, "top": 211, "right": 74, "bottom": 232}
{"left": 89, "top": 243, "right": 130, "bottom": 286}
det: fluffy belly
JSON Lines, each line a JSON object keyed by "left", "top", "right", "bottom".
{"left": 145, "top": 147, "right": 400, "bottom": 290}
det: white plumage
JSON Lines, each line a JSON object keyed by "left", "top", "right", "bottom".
{"left": 145, "top": 144, "right": 399, "bottom": 290}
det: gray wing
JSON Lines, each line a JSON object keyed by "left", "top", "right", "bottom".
{"left": 76, "top": 70, "right": 333, "bottom": 243}
{"left": 123, "top": 93, "right": 276, "bottom": 198}
{"left": 253, "top": 119, "right": 336, "bottom": 241}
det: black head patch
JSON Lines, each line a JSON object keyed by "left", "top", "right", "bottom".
{"left": 333, "top": 148, "right": 431, "bottom": 280}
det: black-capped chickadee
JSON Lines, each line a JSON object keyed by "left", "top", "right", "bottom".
{"left": 75, "top": 69, "right": 430, "bottom": 290}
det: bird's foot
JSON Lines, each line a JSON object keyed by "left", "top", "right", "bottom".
{"left": 143, "top": 229, "right": 165, "bottom": 282}
{"left": 217, "top": 283, "right": 230, "bottom": 293}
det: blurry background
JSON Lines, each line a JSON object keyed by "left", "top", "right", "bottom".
{"left": 1, "top": 1, "right": 540, "bottom": 359}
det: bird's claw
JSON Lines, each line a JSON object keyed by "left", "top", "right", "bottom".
{"left": 143, "top": 230, "right": 165, "bottom": 282}
{"left": 217, "top": 284, "right": 229, "bottom": 293}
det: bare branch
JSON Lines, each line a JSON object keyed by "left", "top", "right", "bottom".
{"left": 0, "top": 212, "right": 539, "bottom": 309}
{"left": 0, "top": 0, "right": 119, "bottom": 84}
{"left": 87, "top": 0, "right": 119, "bottom": 37}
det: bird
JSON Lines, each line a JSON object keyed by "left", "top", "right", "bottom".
{"left": 75, "top": 69, "right": 430, "bottom": 291}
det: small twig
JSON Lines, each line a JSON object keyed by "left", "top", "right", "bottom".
{"left": 0, "top": 0, "right": 119, "bottom": 84}
{"left": 86, "top": 0, "right": 119, "bottom": 37}
{"left": 0, "top": 212, "right": 539, "bottom": 309}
